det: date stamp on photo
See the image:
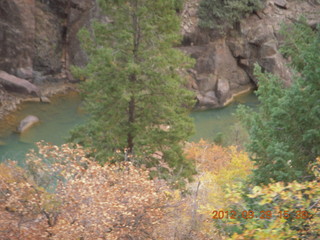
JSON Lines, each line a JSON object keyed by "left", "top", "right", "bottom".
{"left": 212, "top": 210, "right": 313, "bottom": 220}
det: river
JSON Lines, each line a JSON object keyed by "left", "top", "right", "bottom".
{"left": 191, "top": 92, "right": 259, "bottom": 141}
{"left": 0, "top": 91, "right": 258, "bottom": 162}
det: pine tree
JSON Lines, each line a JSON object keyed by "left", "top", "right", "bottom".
{"left": 71, "top": 0, "right": 196, "bottom": 183}
{"left": 238, "top": 24, "right": 320, "bottom": 185}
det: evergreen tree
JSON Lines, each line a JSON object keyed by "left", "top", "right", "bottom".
{"left": 279, "top": 17, "right": 317, "bottom": 72}
{"left": 238, "top": 24, "right": 320, "bottom": 185}
{"left": 198, "top": 0, "right": 264, "bottom": 30}
{"left": 71, "top": 0, "right": 196, "bottom": 183}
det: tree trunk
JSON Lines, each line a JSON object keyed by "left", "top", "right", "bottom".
{"left": 126, "top": 0, "right": 140, "bottom": 156}
{"left": 127, "top": 94, "right": 135, "bottom": 155}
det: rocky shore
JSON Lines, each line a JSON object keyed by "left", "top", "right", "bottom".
{"left": 0, "top": 0, "right": 95, "bottom": 119}
{"left": 0, "top": 80, "right": 78, "bottom": 120}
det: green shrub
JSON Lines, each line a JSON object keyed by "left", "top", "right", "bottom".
{"left": 174, "top": 0, "right": 184, "bottom": 13}
{"left": 237, "top": 23, "right": 320, "bottom": 185}
{"left": 198, "top": 0, "right": 265, "bottom": 30}
{"left": 279, "top": 17, "right": 317, "bottom": 72}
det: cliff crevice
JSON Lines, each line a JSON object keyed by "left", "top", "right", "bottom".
{"left": 181, "top": 0, "right": 320, "bottom": 108}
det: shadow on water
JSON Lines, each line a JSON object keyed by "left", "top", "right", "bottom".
{"left": 0, "top": 91, "right": 259, "bottom": 163}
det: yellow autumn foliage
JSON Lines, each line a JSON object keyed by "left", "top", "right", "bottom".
{"left": 185, "top": 142, "right": 319, "bottom": 239}
{"left": 184, "top": 140, "right": 254, "bottom": 238}
{"left": 198, "top": 145, "right": 254, "bottom": 215}
{"left": 185, "top": 139, "right": 231, "bottom": 172}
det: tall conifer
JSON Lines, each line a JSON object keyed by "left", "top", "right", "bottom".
{"left": 71, "top": 0, "right": 196, "bottom": 183}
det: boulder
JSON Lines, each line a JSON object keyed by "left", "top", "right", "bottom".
{"left": 197, "top": 91, "right": 219, "bottom": 108}
{"left": 216, "top": 78, "right": 231, "bottom": 103}
{"left": 17, "top": 115, "right": 39, "bottom": 133}
{"left": 0, "top": 70, "right": 39, "bottom": 96}
{"left": 40, "top": 96, "right": 51, "bottom": 103}
{"left": 274, "top": 0, "right": 287, "bottom": 9}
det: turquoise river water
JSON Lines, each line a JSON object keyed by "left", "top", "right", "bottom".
{"left": 0, "top": 91, "right": 258, "bottom": 162}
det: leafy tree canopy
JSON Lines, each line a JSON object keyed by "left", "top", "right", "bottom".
{"left": 0, "top": 142, "right": 170, "bottom": 239}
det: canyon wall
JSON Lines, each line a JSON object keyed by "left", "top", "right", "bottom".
{"left": 181, "top": 0, "right": 320, "bottom": 108}
{"left": 0, "top": 0, "right": 96, "bottom": 116}
{"left": 0, "top": 0, "right": 319, "bottom": 114}
{"left": 0, "top": 0, "right": 95, "bottom": 82}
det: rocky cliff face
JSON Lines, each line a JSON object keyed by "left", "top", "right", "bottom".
{"left": 0, "top": 0, "right": 96, "bottom": 117}
{"left": 181, "top": 0, "right": 320, "bottom": 109}
{"left": 0, "top": 0, "right": 95, "bottom": 82}
{"left": 0, "top": 0, "right": 319, "bottom": 114}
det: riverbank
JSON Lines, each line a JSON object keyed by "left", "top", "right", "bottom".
{"left": 1, "top": 79, "right": 256, "bottom": 122}
{"left": 0, "top": 81, "right": 79, "bottom": 121}
{"left": 222, "top": 85, "right": 255, "bottom": 107}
